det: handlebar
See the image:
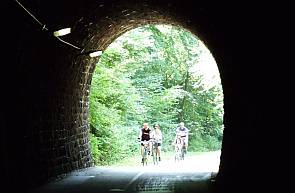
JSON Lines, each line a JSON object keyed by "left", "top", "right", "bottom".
{"left": 137, "top": 140, "right": 150, "bottom": 144}
{"left": 138, "top": 138, "right": 160, "bottom": 143}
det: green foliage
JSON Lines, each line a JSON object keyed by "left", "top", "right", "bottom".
{"left": 89, "top": 133, "right": 100, "bottom": 165}
{"left": 188, "top": 132, "right": 222, "bottom": 152}
{"left": 89, "top": 24, "right": 224, "bottom": 165}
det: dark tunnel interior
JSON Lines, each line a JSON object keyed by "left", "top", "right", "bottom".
{"left": 2, "top": 1, "right": 293, "bottom": 193}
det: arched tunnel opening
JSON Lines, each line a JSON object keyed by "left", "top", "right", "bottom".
{"left": 4, "top": 0, "right": 285, "bottom": 193}
{"left": 88, "top": 23, "right": 223, "bottom": 171}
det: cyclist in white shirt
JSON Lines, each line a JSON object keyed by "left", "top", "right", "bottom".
{"left": 175, "top": 122, "right": 189, "bottom": 153}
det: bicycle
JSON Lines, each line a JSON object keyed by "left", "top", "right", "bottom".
{"left": 174, "top": 138, "right": 185, "bottom": 162}
{"left": 140, "top": 140, "right": 150, "bottom": 166}
{"left": 151, "top": 138, "right": 159, "bottom": 165}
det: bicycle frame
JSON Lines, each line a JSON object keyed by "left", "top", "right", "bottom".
{"left": 141, "top": 140, "right": 150, "bottom": 166}
{"left": 151, "top": 139, "right": 159, "bottom": 165}
{"left": 175, "top": 138, "right": 185, "bottom": 162}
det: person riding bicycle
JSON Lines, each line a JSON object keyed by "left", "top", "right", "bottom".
{"left": 138, "top": 122, "right": 151, "bottom": 163}
{"left": 175, "top": 122, "right": 189, "bottom": 153}
{"left": 150, "top": 123, "right": 163, "bottom": 161}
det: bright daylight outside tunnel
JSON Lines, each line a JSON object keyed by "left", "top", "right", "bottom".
{"left": 89, "top": 24, "right": 224, "bottom": 173}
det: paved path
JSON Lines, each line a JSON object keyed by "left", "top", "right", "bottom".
{"left": 29, "top": 151, "right": 220, "bottom": 193}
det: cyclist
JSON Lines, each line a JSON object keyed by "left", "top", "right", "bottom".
{"left": 150, "top": 123, "right": 163, "bottom": 161}
{"left": 175, "top": 122, "right": 189, "bottom": 153}
{"left": 138, "top": 122, "right": 151, "bottom": 163}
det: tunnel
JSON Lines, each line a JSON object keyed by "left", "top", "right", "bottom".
{"left": 3, "top": 0, "right": 291, "bottom": 193}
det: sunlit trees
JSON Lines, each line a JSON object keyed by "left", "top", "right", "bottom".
{"left": 89, "top": 24, "right": 223, "bottom": 165}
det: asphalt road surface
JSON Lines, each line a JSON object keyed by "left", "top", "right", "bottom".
{"left": 30, "top": 151, "right": 220, "bottom": 193}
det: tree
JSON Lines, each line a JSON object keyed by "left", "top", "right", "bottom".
{"left": 89, "top": 24, "right": 224, "bottom": 165}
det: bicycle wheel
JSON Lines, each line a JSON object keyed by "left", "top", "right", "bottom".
{"left": 174, "top": 153, "right": 178, "bottom": 162}
{"left": 152, "top": 144, "right": 158, "bottom": 165}
{"left": 153, "top": 149, "right": 158, "bottom": 165}
{"left": 142, "top": 147, "right": 148, "bottom": 166}
{"left": 181, "top": 147, "right": 185, "bottom": 160}
{"left": 175, "top": 147, "right": 180, "bottom": 162}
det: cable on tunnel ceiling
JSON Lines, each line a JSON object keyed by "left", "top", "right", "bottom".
{"left": 14, "top": 0, "right": 102, "bottom": 57}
